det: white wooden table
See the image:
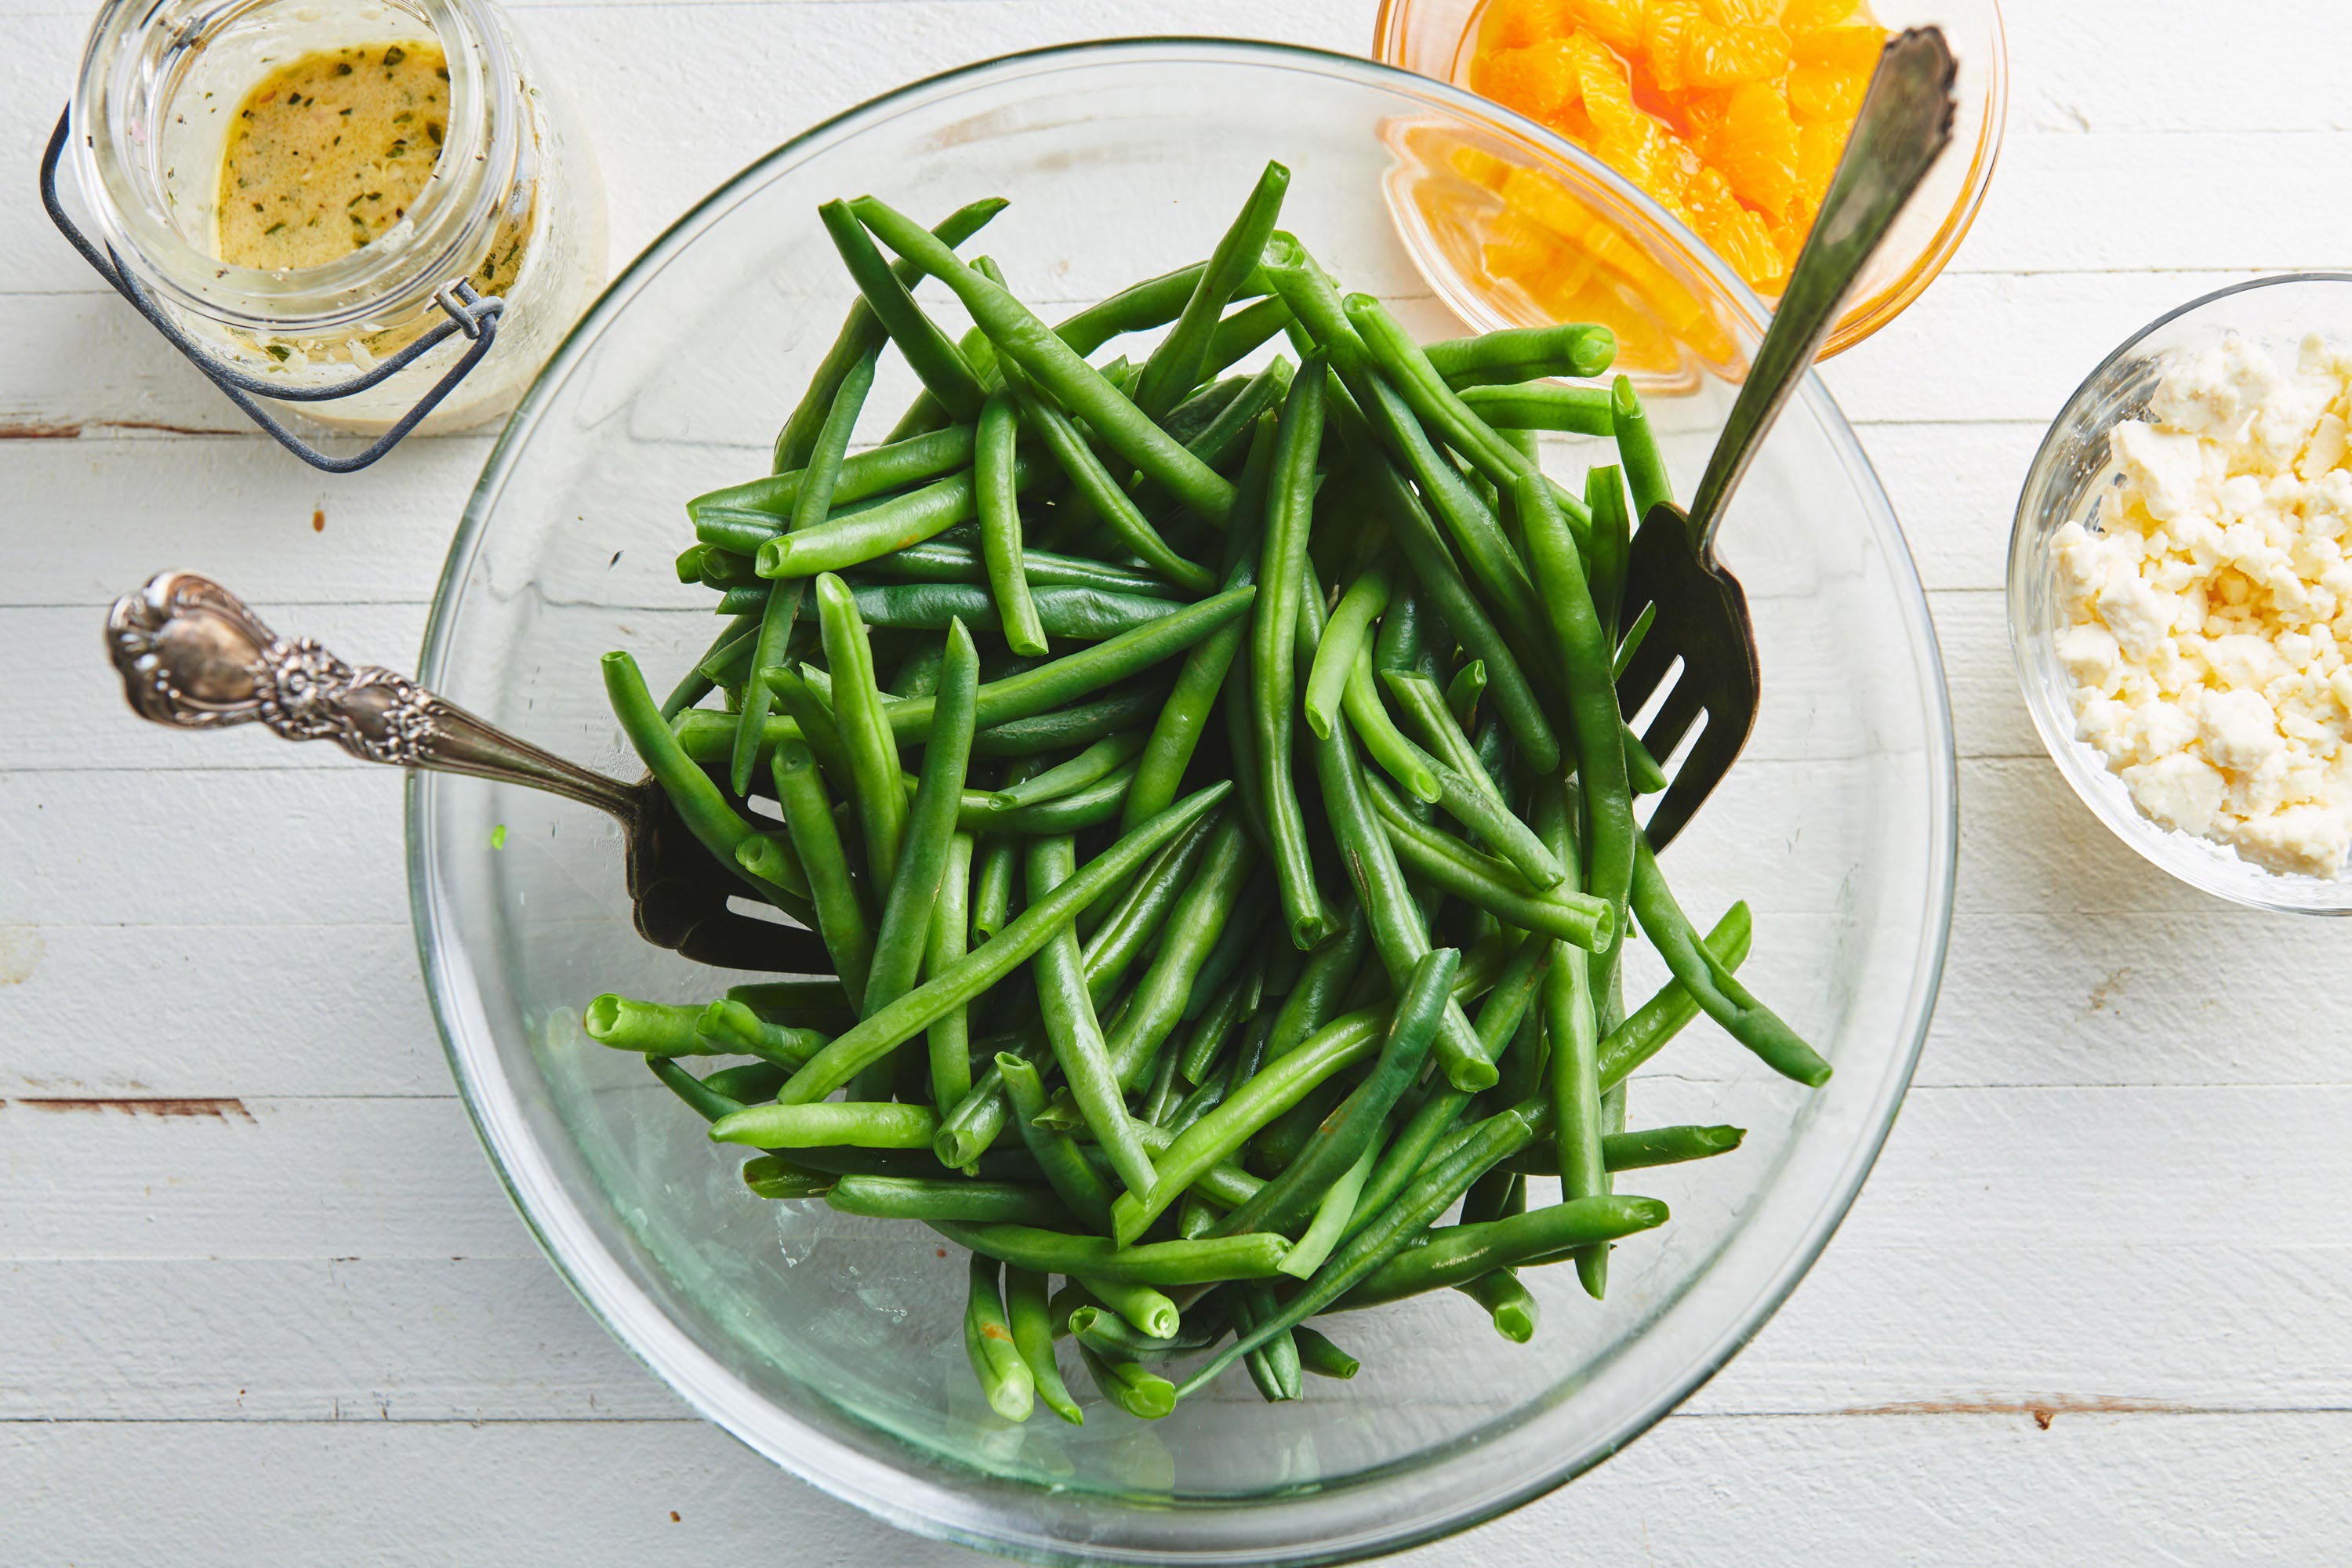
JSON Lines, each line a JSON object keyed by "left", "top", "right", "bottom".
{"left": 9, "top": 2, "right": 2350, "bottom": 1559}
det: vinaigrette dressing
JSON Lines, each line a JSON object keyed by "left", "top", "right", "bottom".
{"left": 215, "top": 40, "right": 533, "bottom": 301}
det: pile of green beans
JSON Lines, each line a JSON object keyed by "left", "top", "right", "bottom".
{"left": 585, "top": 163, "right": 1828, "bottom": 1423}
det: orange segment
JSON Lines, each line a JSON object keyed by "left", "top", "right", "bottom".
{"left": 1682, "top": 20, "right": 1794, "bottom": 89}
{"left": 1710, "top": 80, "right": 1802, "bottom": 220}
{"left": 1780, "top": 0, "right": 1858, "bottom": 31}
{"left": 1565, "top": 0, "right": 1647, "bottom": 52}
{"left": 1471, "top": 40, "right": 1587, "bottom": 122}
{"left": 1483, "top": 0, "right": 1573, "bottom": 49}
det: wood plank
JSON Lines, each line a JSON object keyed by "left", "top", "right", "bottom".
{"left": 6, "top": 1083, "right": 2348, "bottom": 1261}
{"left": 5, "top": 1410, "right": 2347, "bottom": 1563}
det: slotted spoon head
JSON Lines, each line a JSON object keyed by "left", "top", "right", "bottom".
{"left": 1616, "top": 502, "right": 1761, "bottom": 853}
{"left": 625, "top": 782, "right": 833, "bottom": 973}
{"left": 1608, "top": 27, "right": 1957, "bottom": 851}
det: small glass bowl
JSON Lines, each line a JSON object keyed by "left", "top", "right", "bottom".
{"left": 2009, "top": 273, "right": 2352, "bottom": 916}
{"left": 1372, "top": 0, "right": 2007, "bottom": 365}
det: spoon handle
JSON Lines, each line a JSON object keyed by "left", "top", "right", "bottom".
{"left": 105, "top": 570, "right": 638, "bottom": 819}
{"left": 1686, "top": 26, "right": 1958, "bottom": 553}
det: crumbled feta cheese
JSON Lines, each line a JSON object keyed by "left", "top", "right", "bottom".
{"left": 2056, "top": 332, "right": 2352, "bottom": 877}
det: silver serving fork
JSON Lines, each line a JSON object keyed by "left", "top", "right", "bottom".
{"left": 1617, "top": 27, "right": 1958, "bottom": 851}
{"left": 107, "top": 571, "right": 825, "bottom": 971}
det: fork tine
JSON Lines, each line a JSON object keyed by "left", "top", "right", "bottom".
{"left": 1640, "top": 676, "right": 1708, "bottom": 767}
{"left": 1642, "top": 696, "right": 1747, "bottom": 853}
{"left": 1613, "top": 596, "right": 1676, "bottom": 713}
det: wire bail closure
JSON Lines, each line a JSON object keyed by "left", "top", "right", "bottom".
{"left": 39, "top": 108, "right": 506, "bottom": 474}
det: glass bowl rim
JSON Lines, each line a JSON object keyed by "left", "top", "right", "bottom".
{"left": 409, "top": 34, "right": 1960, "bottom": 1563}
{"left": 2006, "top": 268, "right": 2352, "bottom": 916}
{"left": 1365, "top": 0, "right": 2011, "bottom": 359}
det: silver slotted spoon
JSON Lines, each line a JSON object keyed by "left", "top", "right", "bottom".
{"left": 1617, "top": 27, "right": 1958, "bottom": 851}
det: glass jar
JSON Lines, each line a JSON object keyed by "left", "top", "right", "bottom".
{"left": 70, "top": 0, "right": 605, "bottom": 436}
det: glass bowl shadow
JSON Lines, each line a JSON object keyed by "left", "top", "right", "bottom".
{"left": 412, "top": 38, "right": 1958, "bottom": 1566}
{"left": 2009, "top": 271, "right": 2352, "bottom": 915}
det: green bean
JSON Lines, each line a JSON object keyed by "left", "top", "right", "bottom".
{"left": 1218, "top": 949, "right": 1457, "bottom": 1242}
{"left": 692, "top": 1000, "right": 826, "bottom": 1068}
{"left": 1443, "top": 662, "right": 1486, "bottom": 734}
{"left": 775, "top": 782, "right": 1226, "bottom": 1109}
{"left": 1362, "top": 775, "right": 1610, "bottom": 950}
{"left": 1457, "top": 381, "right": 1615, "bottom": 434}
{"left": 1265, "top": 901, "right": 1370, "bottom": 1061}
{"left": 1380, "top": 668, "right": 1524, "bottom": 824}
{"left": 684, "top": 585, "right": 1255, "bottom": 766}
{"left": 764, "top": 663, "right": 856, "bottom": 794}
{"left": 1504, "top": 1123, "right": 1747, "bottom": 1176}
{"left": 1630, "top": 841, "right": 1828, "bottom": 1086}
{"left": 710, "top": 1100, "right": 939, "bottom": 1149}
{"left": 935, "top": 1221, "right": 1290, "bottom": 1287}
{"left": 1028, "top": 836, "right": 1160, "bottom": 1197}
{"left": 1203, "top": 295, "right": 1294, "bottom": 379}
{"left": 1232, "top": 1281, "right": 1301, "bottom": 1402}
{"left": 818, "top": 199, "right": 985, "bottom": 423}
{"left": 1254, "top": 358, "right": 1336, "bottom": 950}
{"left": 1305, "top": 564, "right": 1391, "bottom": 741}
{"left": 852, "top": 539, "right": 1176, "bottom": 599}
{"left": 1334, "top": 1196, "right": 1669, "bottom": 1311}
{"left": 727, "top": 979, "right": 856, "bottom": 1033}
{"left": 1076, "top": 1278, "right": 1184, "bottom": 1342}
{"left": 1179, "top": 884, "right": 1264, "bottom": 1023}
{"left": 1177, "top": 967, "right": 1253, "bottom": 1083}
{"left": 996, "top": 355, "right": 1218, "bottom": 595}
{"left": 702, "top": 1062, "right": 788, "bottom": 1105}
{"left": 730, "top": 347, "right": 874, "bottom": 795}
{"left": 968, "top": 688, "right": 1163, "bottom": 758}
{"left": 1301, "top": 672, "right": 1497, "bottom": 1096}
{"left": 768, "top": 198, "right": 1005, "bottom": 473}
{"left": 584, "top": 995, "right": 713, "bottom": 1056}
{"left": 1346, "top": 293, "right": 1556, "bottom": 510}
{"left": 601, "top": 653, "right": 806, "bottom": 935}
{"left": 1134, "top": 357, "right": 1290, "bottom": 528}
{"left": 960, "top": 1255, "right": 1035, "bottom": 1422}
{"left": 990, "top": 735, "right": 1146, "bottom": 810}
{"left": 823, "top": 1173, "right": 1071, "bottom": 1228}
{"left": 1079, "top": 1345, "right": 1175, "bottom": 1420}
{"left": 1346, "top": 425, "right": 1560, "bottom": 773}
{"left": 1054, "top": 260, "right": 1238, "bottom": 358}
{"left": 971, "top": 833, "right": 1018, "bottom": 942}
{"left": 757, "top": 461, "right": 1046, "bottom": 580}
{"left": 1610, "top": 375, "right": 1675, "bottom": 528}
{"left": 1339, "top": 640, "right": 1443, "bottom": 803}
{"left": 865, "top": 621, "right": 978, "bottom": 1022}
{"left": 1004, "top": 1265, "right": 1083, "bottom": 1425}
{"left": 958, "top": 760, "right": 1136, "bottom": 835}
{"left": 852, "top": 197, "right": 1236, "bottom": 524}
{"left": 1177, "top": 1104, "right": 1537, "bottom": 1396}
{"left": 1515, "top": 474, "right": 1635, "bottom": 1006}
{"left": 1123, "top": 412, "right": 1276, "bottom": 833}
{"left": 973, "top": 389, "right": 1048, "bottom": 655}
{"left": 662, "top": 612, "right": 757, "bottom": 720}
{"left": 1110, "top": 1003, "right": 1385, "bottom": 1246}
{"left": 770, "top": 739, "right": 877, "bottom": 1001}
{"left": 700, "top": 427, "right": 978, "bottom": 526}
{"left": 1292, "top": 1325, "right": 1359, "bottom": 1379}
{"left": 1078, "top": 816, "right": 1220, "bottom": 999}
{"left": 926, "top": 833, "right": 976, "bottom": 1115}
{"left": 1133, "top": 160, "right": 1290, "bottom": 419}
{"left": 995, "top": 1052, "right": 1116, "bottom": 1229}
{"left": 1451, "top": 1266, "right": 1539, "bottom": 1343}
{"left": 1537, "top": 785, "right": 1608, "bottom": 1299}
{"left": 1067, "top": 1305, "right": 1196, "bottom": 1362}
{"left": 813, "top": 573, "right": 909, "bottom": 891}
{"left": 1098, "top": 815, "right": 1254, "bottom": 1096}
{"left": 1162, "top": 375, "right": 1250, "bottom": 445}
{"left": 1423, "top": 321, "right": 1616, "bottom": 387}
{"left": 740, "top": 1154, "right": 837, "bottom": 1200}
{"left": 646, "top": 1056, "right": 743, "bottom": 1123}
{"left": 1278, "top": 1144, "right": 1376, "bottom": 1279}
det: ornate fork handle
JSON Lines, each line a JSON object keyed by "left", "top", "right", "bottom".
{"left": 106, "top": 571, "right": 639, "bottom": 820}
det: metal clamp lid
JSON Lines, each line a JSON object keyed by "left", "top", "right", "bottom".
{"left": 39, "top": 108, "right": 505, "bottom": 474}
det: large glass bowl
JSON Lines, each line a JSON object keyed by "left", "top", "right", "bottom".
{"left": 2010, "top": 273, "right": 2352, "bottom": 915}
{"left": 411, "top": 38, "right": 1956, "bottom": 1565}
{"left": 1373, "top": 0, "right": 2007, "bottom": 364}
